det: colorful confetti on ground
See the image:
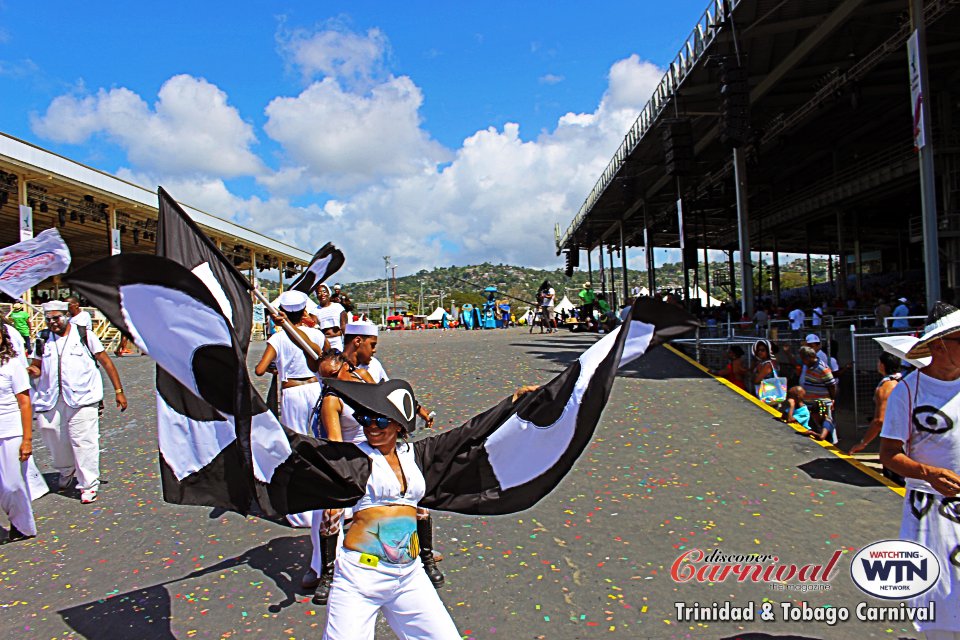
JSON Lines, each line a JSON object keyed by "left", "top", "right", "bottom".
{"left": 0, "top": 328, "right": 916, "bottom": 638}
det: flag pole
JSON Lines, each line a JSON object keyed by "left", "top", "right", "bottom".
{"left": 251, "top": 288, "right": 319, "bottom": 360}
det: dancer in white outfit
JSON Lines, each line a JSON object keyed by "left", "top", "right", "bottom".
{"left": 255, "top": 290, "right": 327, "bottom": 529}
{"left": 319, "top": 379, "right": 459, "bottom": 640}
{"left": 0, "top": 319, "right": 36, "bottom": 543}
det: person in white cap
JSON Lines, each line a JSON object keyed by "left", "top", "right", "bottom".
{"left": 892, "top": 297, "right": 911, "bottom": 329}
{"left": 880, "top": 302, "right": 960, "bottom": 638}
{"left": 318, "top": 315, "right": 344, "bottom": 353}
{"left": 804, "top": 334, "right": 830, "bottom": 368}
{"left": 0, "top": 316, "right": 36, "bottom": 543}
{"left": 255, "top": 290, "right": 329, "bottom": 530}
{"left": 26, "top": 301, "right": 126, "bottom": 504}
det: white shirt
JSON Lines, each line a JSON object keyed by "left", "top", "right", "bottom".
{"left": 360, "top": 357, "right": 388, "bottom": 383}
{"left": 70, "top": 310, "right": 93, "bottom": 330}
{"left": 31, "top": 324, "right": 105, "bottom": 411}
{"left": 811, "top": 307, "right": 823, "bottom": 327}
{"left": 313, "top": 303, "right": 346, "bottom": 332}
{"left": 4, "top": 325, "right": 28, "bottom": 367}
{"left": 353, "top": 442, "right": 424, "bottom": 512}
{"left": 788, "top": 309, "right": 805, "bottom": 330}
{"left": 267, "top": 325, "right": 324, "bottom": 382}
{"left": 542, "top": 288, "right": 555, "bottom": 308}
{"left": 882, "top": 371, "right": 960, "bottom": 494}
{"left": 0, "top": 357, "right": 30, "bottom": 438}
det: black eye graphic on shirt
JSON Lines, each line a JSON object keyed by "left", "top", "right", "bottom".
{"left": 912, "top": 405, "right": 955, "bottom": 434}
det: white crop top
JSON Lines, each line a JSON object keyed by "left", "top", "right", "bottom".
{"left": 338, "top": 400, "right": 366, "bottom": 445}
{"left": 353, "top": 442, "right": 425, "bottom": 512}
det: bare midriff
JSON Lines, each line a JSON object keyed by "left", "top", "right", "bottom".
{"left": 344, "top": 505, "right": 418, "bottom": 564}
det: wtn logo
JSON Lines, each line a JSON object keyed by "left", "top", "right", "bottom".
{"left": 861, "top": 558, "right": 928, "bottom": 583}
{"left": 851, "top": 541, "right": 940, "bottom": 600}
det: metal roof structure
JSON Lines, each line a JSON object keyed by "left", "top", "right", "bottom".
{"left": 0, "top": 132, "right": 311, "bottom": 273}
{"left": 556, "top": 0, "right": 960, "bottom": 271}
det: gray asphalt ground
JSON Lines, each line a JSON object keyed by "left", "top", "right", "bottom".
{"left": 0, "top": 327, "right": 917, "bottom": 639}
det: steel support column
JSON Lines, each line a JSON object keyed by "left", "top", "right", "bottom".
{"left": 734, "top": 148, "right": 753, "bottom": 316}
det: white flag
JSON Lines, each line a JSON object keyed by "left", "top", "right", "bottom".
{"left": 0, "top": 228, "right": 72, "bottom": 298}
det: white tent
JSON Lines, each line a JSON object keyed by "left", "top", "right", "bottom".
{"left": 693, "top": 287, "right": 723, "bottom": 308}
{"left": 426, "top": 307, "right": 447, "bottom": 322}
{"left": 554, "top": 295, "right": 576, "bottom": 314}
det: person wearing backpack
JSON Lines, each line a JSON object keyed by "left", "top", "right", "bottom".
{"left": 25, "top": 301, "right": 127, "bottom": 504}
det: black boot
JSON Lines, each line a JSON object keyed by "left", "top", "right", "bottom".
{"left": 1, "top": 524, "right": 34, "bottom": 545}
{"left": 311, "top": 534, "right": 338, "bottom": 605}
{"left": 417, "top": 516, "right": 445, "bottom": 589}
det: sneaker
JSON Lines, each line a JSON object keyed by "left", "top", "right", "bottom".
{"left": 58, "top": 474, "right": 76, "bottom": 490}
{"left": 80, "top": 490, "right": 98, "bottom": 504}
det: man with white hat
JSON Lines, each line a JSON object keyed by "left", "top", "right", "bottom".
{"left": 892, "top": 297, "right": 911, "bottom": 329}
{"left": 880, "top": 302, "right": 960, "bottom": 637}
{"left": 804, "top": 334, "right": 831, "bottom": 369}
{"left": 26, "top": 300, "right": 126, "bottom": 504}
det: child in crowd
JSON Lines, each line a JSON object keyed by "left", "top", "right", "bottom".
{"left": 806, "top": 399, "right": 837, "bottom": 443}
{"left": 778, "top": 386, "right": 810, "bottom": 428}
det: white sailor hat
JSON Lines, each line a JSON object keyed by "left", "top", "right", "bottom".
{"left": 319, "top": 316, "right": 338, "bottom": 330}
{"left": 345, "top": 320, "right": 378, "bottom": 336}
{"left": 42, "top": 300, "right": 69, "bottom": 313}
{"left": 277, "top": 290, "right": 308, "bottom": 312}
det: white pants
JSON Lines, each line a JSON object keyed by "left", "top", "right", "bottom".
{"left": 37, "top": 399, "right": 100, "bottom": 491}
{"left": 282, "top": 383, "right": 321, "bottom": 528}
{"left": 323, "top": 550, "right": 459, "bottom": 640}
{"left": 0, "top": 436, "right": 37, "bottom": 535}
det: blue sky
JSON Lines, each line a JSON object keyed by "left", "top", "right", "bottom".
{"left": 2, "top": 1, "right": 718, "bottom": 280}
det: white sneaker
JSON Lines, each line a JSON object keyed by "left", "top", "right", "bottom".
{"left": 80, "top": 490, "right": 98, "bottom": 504}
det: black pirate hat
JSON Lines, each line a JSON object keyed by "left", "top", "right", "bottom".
{"left": 323, "top": 378, "right": 418, "bottom": 433}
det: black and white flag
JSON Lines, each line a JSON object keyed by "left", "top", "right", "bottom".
{"left": 289, "top": 242, "right": 345, "bottom": 294}
{"left": 157, "top": 186, "right": 253, "bottom": 351}
{"left": 65, "top": 254, "right": 371, "bottom": 516}
{"left": 413, "top": 299, "right": 698, "bottom": 514}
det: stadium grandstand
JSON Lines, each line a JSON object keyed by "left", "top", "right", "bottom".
{"left": 555, "top": 0, "right": 960, "bottom": 315}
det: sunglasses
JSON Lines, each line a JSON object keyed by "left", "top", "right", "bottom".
{"left": 356, "top": 415, "right": 392, "bottom": 430}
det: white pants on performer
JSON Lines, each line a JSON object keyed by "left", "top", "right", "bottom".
{"left": 323, "top": 549, "right": 459, "bottom": 640}
{"left": 281, "top": 383, "right": 321, "bottom": 528}
{"left": 0, "top": 436, "right": 37, "bottom": 536}
{"left": 36, "top": 399, "right": 100, "bottom": 492}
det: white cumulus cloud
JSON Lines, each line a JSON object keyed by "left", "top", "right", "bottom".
{"left": 31, "top": 74, "right": 263, "bottom": 178}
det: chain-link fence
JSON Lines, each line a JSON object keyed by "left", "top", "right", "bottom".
{"left": 850, "top": 327, "right": 919, "bottom": 427}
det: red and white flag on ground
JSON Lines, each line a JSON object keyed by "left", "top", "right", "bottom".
{"left": 0, "top": 228, "right": 72, "bottom": 298}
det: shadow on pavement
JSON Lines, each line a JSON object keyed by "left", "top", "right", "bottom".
{"left": 720, "top": 635, "right": 914, "bottom": 640}
{"left": 798, "top": 457, "right": 886, "bottom": 488}
{"left": 59, "top": 535, "right": 311, "bottom": 639}
{"left": 517, "top": 337, "right": 709, "bottom": 381}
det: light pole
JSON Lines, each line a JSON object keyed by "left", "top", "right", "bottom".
{"left": 383, "top": 255, "right": 391, "bottom": 319}
{"left": 391, "top": 264, "right": 398, "bottom": 316}
{"left": 419, "top": 281, "right": 424, "bottom": 314}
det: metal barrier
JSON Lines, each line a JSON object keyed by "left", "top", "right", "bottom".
{"left": 850, "top": 328, "right": 918, "bottom": 428}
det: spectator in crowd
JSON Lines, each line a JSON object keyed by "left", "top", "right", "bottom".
{"left": 66, "top": 297, "right": 92, "bottom": 330}
{"left": 778, "top": 386, "right": 811, "bottom": 429}
{"left": 806, "top": 399, "right": 837, "bottom": 442}
{"left": 578, "top": 282, "right": 596, "bottom": 327}
{"left": 5, "top": 303, "right": 31, "bottom": 353}
{"left": 805, "top": 334, "right": 830, "bottom": 368}
{"left": 750, "top": 339, "right": 778, "bottom": 393}
{"left": 752, "top": 306, "right": 769, "bottom": 336}
{"left": 891, "top": 297, "right": 911, "bottom": 328}
{"left": 874, "top": 298, "right": 892, "bottom": 327}
{"left": 710, "top": 345, "right": 748, "bottom": 390}
{"left": 788, "top": 305, "right": 805, "bottom": 338}
{"left": 799, "top": 345, "right": 837, "bottom": 442}
{"left": 811, "top": 303, "right": 824, "bottom": 328}
{"left": 330, "top": 284, "right": 353, "bottom": 314}
{"left": 848, "top": 351, "right": 902, "bottom": 455}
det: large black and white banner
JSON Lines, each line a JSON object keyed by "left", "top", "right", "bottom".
{"left": 157, "top": 186, "right": 253, "bottom": 351}
{"left": 289, "top": 242, "right": 345, "bottom": 295}
{"left": 413, "top": 299, "right": 697, "bottom": 515}
{"left": 65, "top": 254, "right": 371, "bottom": 516}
